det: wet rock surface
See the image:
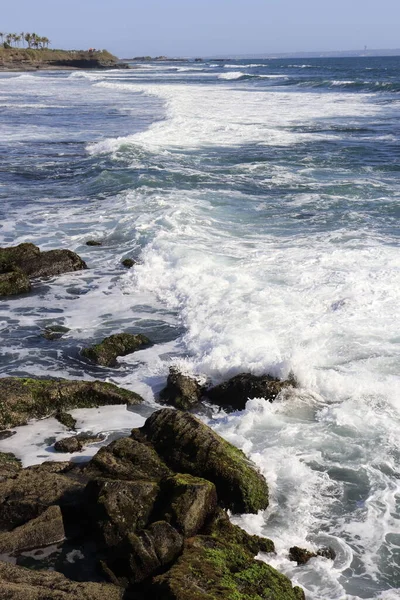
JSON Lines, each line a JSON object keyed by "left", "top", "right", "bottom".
{"left": 54, "top": 434, "right": 105, "bottom": 454}
{"left": 81, "top": 333, "right": 151, "bottom": 367}
{"left": 137, "top": 408, "right": 269, "bottom": 513}
{"left": 0, "top": 451, "right": 22, "bottom": 479}
{"left": 206, "top": 372, "right": 294, "bottom": 411}
{"left": 160, "top": 367, "right": 204, "bottom": 410}
{"left": 0, "top": 377, "right": 143, "bottom": 429}
{"left": 42, "top": 325, "right": 70, "bottom": 341}
{"left": 121, "top": 258, "right": 136, "bottom": 268}
{"left": 0, "top": 242, "right": 87, "bottom": 283}
{"left": 0, "top": 407, "right": 304, "bottom": 599}
{"left": 0, "top": 268, "right": 31, "bottom": 296}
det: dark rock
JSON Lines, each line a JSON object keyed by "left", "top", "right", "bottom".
{"left": 86, "top": 240, "right": 103, "bottom": 246}
{"left": 54, "top": 436, "right": 83, "bottom": 453}
{"left": 0, "top": 505, "right": 65, "bottom": 554}
{"left": 160, "top": 368, "right": 203, "bottom": 410}
{"left": 42, "top": 325, "right": 70, "bottom": 340}
{"left": 0, "top": 560, "right": 124, "bottom": 599}
{"left": 121, "top": 258, "right": 136, "bottom": 268}
{"left": 54, "top": 433, "right": 105, "bottom": 453}
{"left": 205, "top": 506, "right": 275, "bottom": 555}
{"left": 0, "top": 377, "right": 143, "bottom": 430}
{"left": 123, "top": 521, "right": 183, "bottom": 584}
{"left": 0, "top": 269, "right": 31, "bottom": 296}
{"left": 55, "top": 410, "right": 77, "bottom": 430}
{"left": 85, "top": 436, "right": 172, "bottom": 482}
{"left": 138, "top": 408, "right": 269, "bottom": 514}
{"left": 0, "top": 430, "right": 16, "bottom": 440}
{"left": 160, "top": 473, "right": 217, "bottom": 537}
{"left": 289, "top": 546, "right": 317, "bottom": 565}
{"left": 0, "top": 242, "right": 87, "bottom": 279}
{"left": 206, "top": 372, "right": 293, "bottom": 411}
{"left": 153, "top": 535, "right": 305, "bottom": 600}
{"left": 81, "top": 333, "right": 151, "bottom": 367}
{"left": 86, "top": 478, "right": 159, "bottom": 547}
{"left": 0, "top": 468, "right": 84, "bottom": 531}
{"left": 317, "top": 546, "right": 336, "bottom": 560}
{"left": 0, "top": 451, "right": 22, "bottom": 480}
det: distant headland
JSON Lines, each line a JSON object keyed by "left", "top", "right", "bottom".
{"left": 0, "top": 32, "right": 127, "bottom": 71}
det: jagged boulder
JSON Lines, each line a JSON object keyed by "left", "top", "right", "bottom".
{"left": 0, "top": 560, "right": 124, "bottom": 600}
{"left": 0, "top": 505, "right": 65, "bottom": 554}
{"left": 160, "top": 368, "right": 203, "bottom": 410}
{"left": 54, "top": 433, "right": 104, "bottom": 453}
{"left": 0, "top": 467, "right": 84, "bottom": 531}
{"left": 0, "top": 242, "right": 87, "bottom": 280}
{"left": 0, "top": 377, "right": 143, "bottom": 430}
{"left": 153, "top": 535, "right": 305, "bottom": 600}
{"left": 160, "top": 474, "right": 217, "bottom": 537}
{"left": 136, "top": 409, "right": 269, "bottom": 514}
{"left": 85, "top": 436, "right": 172, "bottom": 481}
{"left": 206, "top": 373, "right": 293, "bottom": 411}
{"left": 81, "top": 333, "right": 151, "bottom": 367}
{"left": 289, "top": 546, "right": 317, "bottom": 565}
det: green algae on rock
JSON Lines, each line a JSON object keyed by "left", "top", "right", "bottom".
{"left": 121, "top": 258, "right": 136, "bottom": 268}
{"left": 0, "top": 269, "right": 31, "bottom": 296}
{"left": 153, "top": 534, "right": 305, "bottom": 600}
{"left": 138, "top": 408, "right": 269, "bottom": 514}
{"left": 0, "top": 451, "right": 22, "bottom": 480}
{"left": 0, "top": 505, "right": 65, "bottom": 555}
{"left": 0, "top": 242, "right": 87, "bottom": 280}
{"left": 81, "top": 332, "right": 151, "bottom": 367}
{"left": 0, "top": 377, "right": 143, "bottom": 430}
{"left": 160, "top": 367, "right": 204, "bottom": 410}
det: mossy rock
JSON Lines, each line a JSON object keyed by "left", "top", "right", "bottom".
{"left": 139, "top": 409, "right": 269, "bottom": 514}
{"left": 0, "top": 451, "right": 22, "bottom": 479}
{"left": 81, "top": 333, "right": 151, "bottom": 367}
{"left": 85, "top": 436, "right": 172, "bottom": 482}
{"left": 205, "top": 507, "right": 274, "bottom": 555}
{"left": 86, "top": 240, "right": 103, "bottom": 246}
{"left": 0, "top": 269, "right": 31, "bottom": 297}
{"left": 160, "top": 368, "right": 204, "bottom": 410}
{"left": 0, "top": 377, "right": 143, "bottom": 430}
{"left": 42, "top": 325, "right": 70, "bottom": 341}
{"left": 0, "top": 505, "right": 65, "bottom": 555}
{"left": 153, "top": 535, "right": 305, "bottom": 600}
{"left": 0, "top": 242, "right": 87, "bottom": 279}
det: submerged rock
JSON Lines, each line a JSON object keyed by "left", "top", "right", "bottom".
{"left": 289, "top": 546, "right": 317, "bottom": 565}
{"left": 0, "top": 377, "right": 143, "bottom": 430}
{"left": 317, "top": 546, "right": 336, "bottom": 560}
{"left": 206, "top": 372, "right": 293, "bottom": 411}
{"left": 0, "top": 242, "right": 87, "bottom": 279}
{"left": 42, "top": 325, "right": 70, "bottom": 341}
{"left": 121, "top": 258, "right": 136, "bottom": 268}
{"left": 86, "top": 240, "right": 103, "bottom": 246}
{"left": 54, "top": 433, "right": 104, "bottom": 454}
{"left": 0, "top": 561, "right": 124, "bottom": 600}
{"left": 137, "top": 408, "right": 269, "bottom": 514}
{"left": 0, "top": 269, "right": 31, "bottom": 296}
{"left": 0, "top": 505, "right": 65, "bottom": 554}
{"left": 81, "top": 332, "right": 151, "bottom": 367}
{"left": 160, "top": 368, "right": 204, "bottom": 410}
{"left": 153, "top": 534, "right": 305, "bottom": 600}
{"left": 55, "top": 410, "right": 77, "bottom": 430}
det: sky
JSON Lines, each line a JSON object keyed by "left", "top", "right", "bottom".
{"left": 2, "top": 0, "right": 400, "bottom": 57}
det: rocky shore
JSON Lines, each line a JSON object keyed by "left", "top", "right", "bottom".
{"left": 0, "top": 243, "right": 332, "bottom": 598}
{"left": 0, "top": 48, "right": 128, "bottom": 72}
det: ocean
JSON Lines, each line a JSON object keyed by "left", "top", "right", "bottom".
{"left": 0, "top": 56, "right": 399, "bottom": 599}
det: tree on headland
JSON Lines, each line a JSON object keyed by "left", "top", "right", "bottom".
{"left": 1, "top": 31, "right": 51, "bottom": 49}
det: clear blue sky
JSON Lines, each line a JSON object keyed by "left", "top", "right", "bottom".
{"left": 3, "top": 0, "right": 400, "bottom": 57}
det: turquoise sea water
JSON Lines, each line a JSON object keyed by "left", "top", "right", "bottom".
{"left": 0, "top": 57, "right": 399, "bottom": 599}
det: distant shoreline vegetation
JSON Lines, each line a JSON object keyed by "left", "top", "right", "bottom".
{"left": 0, "top": 32, "right": 50, "bottom": 50}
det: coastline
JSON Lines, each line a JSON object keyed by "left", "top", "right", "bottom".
{"left": 0, "top": 48, "right": 129, "bottom": 72}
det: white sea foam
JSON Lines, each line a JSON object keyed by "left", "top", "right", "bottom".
{"left": 218, "top": 71, "right": 246, "bottom": 80}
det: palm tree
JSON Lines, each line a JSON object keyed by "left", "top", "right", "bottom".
{"left": 20, "top": 32, "right": 25, "bottom": 47}
{"left": 5, "top": 34, "right": 13, "bottom": 47}
{"left": 0, "top": 33, "right": 4, "bottom": 45}
{"left": 42, "top": 36, "right": 50, "bottom": 49}
{"left": 15, "top": 35, "right": 21, "bottom": 47}
{"left": 24, "top": 33, "right": 32, "bottom": 49}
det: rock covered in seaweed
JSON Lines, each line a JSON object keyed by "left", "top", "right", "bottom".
{"left": 81, "top": 332, "right": 151, "bottom": 367}
{"left": 160, "top": 367, "right": 204, "bottom": 410}
{"left": 0, "top": 242, "right": 87, "bottom": 279}
{"left": 0, "top": 505, "right": 65, "bottom": 554}
{"left": 136, "top": 408, "right": 269, "bottom": 514}
{"left": 0, "top": 268, "right": 31, "bottom": 296}
{"left": 0, "top": 377, "right": 143, "bottom": 430}
{"left": 206, "top": 372, "right": 294, "bottom": 411}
